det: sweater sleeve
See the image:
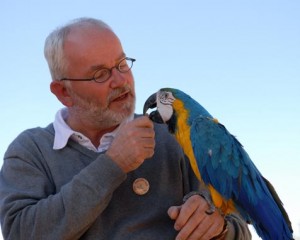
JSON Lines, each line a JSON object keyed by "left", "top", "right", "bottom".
{"left": 0, "top": 132, "right": 126, "bottom": 240}
{"left": 225, "top": 214, "right": 252, "bottom": 240}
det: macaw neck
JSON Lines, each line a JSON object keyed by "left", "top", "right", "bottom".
{"left": 172, "top": 99, "right": 191, "bottom": 137}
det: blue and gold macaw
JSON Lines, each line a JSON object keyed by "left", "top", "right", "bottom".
{"left": 143, "top": 88, "right": 293, "bottom": 240}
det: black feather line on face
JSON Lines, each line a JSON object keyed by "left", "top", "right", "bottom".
{"left": 166, "top": 112, "right": 177, "bottom": 134}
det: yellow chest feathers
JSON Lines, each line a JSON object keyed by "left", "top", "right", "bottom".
{"left": 173, "top": 100, "right": 201, "bottom": 180}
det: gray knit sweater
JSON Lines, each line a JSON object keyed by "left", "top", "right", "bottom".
{"left": 0, "top": 122, "right": 251, "bottom": 240}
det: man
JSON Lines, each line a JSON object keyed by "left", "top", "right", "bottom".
{"left": 0, "top": 18, "right": 251, "bottom": 239}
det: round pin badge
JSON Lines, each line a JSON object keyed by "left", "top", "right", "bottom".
{"left": 133, "top": 178, "right": 150, "bottom": 195}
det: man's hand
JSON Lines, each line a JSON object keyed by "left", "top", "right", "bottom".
{"left": 168, "top": 195, "right": 226, "bottom": 240}
{"left": 106, "top": 116, "right": 155, "bottom": 173}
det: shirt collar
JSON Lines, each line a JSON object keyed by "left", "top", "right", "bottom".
{"left": 53, "top": 108, "right": 134, "bottom": 152}
{"left": 53, "top": 108, "right": 74, "bottom": 150}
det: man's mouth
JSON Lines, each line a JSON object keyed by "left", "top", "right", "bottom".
{"left": 112, "top": 91, "right": 130, "bottom": 102}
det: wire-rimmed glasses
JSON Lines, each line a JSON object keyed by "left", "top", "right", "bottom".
{"left": 59, "top": 57, "right": 136, "bottom": 83}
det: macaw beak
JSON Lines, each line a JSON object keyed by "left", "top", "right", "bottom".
{"left": 143, "top": 93, "right": 164, "bottom": 123}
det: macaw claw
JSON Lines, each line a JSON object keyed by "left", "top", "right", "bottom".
{"left": 198, "top": 191, "right": 216, "bottom": 215}
{"left": 205, "top": 204, "right": 216, "bottom": 215}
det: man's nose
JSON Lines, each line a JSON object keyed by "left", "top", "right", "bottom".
{"left": 109, "top": 68, "right": 127, "bottom": 88}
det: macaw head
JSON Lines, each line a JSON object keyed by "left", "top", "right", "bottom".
{"left": 143, "top": 88, "right": 181, "bottom": 133}
{"left": 144, "top": 88, "right": 211, "bottom": 133}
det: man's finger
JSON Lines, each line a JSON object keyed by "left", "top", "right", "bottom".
{"left": 168, "top": 206, "right": 181, "bottom": 220}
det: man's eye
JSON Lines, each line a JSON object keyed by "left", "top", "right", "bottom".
{"left": 119, "top": 62, "right": 128, "bottom": 71}
{"left": 95, "top": 69, "right": 109, "bottom": 79}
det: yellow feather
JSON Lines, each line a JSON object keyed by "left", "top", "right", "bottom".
{"left": 208, "top": 185, "right": 236, "bottom": 214}
{"left": 173, "top": 100, "right": 202, "bottom": 181}
{"left": 213, "top": 118, "right": 219, "bottom": 124}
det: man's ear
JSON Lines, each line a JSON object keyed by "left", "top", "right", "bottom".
{"left": 50, "top": 81, "right": 73, "bottom": 107}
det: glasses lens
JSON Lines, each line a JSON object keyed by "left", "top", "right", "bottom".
{"left": 94, "top": 69, "right": 110, "bottom": 83}
{"left": 118, "top": 58, "right": 133, "bottom": 73}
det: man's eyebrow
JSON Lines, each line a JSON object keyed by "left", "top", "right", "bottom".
{"left": 90, "top": 64, "right": 106, "bottom": 71}
{"left": 89, "top": 53, "right": 126, "bottom": 71}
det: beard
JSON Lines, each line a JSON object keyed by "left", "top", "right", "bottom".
{"left": 67, "top": 84, "right": 135, "bottom": 129}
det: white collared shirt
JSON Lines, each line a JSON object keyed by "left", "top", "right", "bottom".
{"left": 53, "top": 108, "right": 133, "bottom": 152}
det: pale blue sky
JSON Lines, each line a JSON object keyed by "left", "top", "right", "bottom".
{"left": 1, "top": 1, "right": 299, "bottom": 239}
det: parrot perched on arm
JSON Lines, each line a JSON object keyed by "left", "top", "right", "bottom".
{"left": 143, "top": 87, "right": 293, "bottom": 240}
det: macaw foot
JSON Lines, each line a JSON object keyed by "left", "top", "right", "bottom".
{"left": 205, "top": 203, "right": 216, "bottom": 215}
{"left": 199, "top": 191, "right": 216, "bottom": 215}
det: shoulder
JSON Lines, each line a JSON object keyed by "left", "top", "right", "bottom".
{"left": 11, "top": 124, "right": 54, "bottom": 144}
{"left": 4, "top": 124, "right": 55, "bottom": 159}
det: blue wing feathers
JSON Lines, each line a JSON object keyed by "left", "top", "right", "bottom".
{"left": 189, "top": 115, "right": 293, "bottom": 240}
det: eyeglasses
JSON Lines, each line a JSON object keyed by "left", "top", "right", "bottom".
{"left": 59, "top": 57, "right": 136, "bottom": 83}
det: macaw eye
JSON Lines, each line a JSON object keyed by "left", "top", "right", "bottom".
{"left": 158, "top": 91, "right": 175, "bottom": 105}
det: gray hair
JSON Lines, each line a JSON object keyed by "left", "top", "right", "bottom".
{"left": 44, "top": 17, "right": 112, "bottom": 81}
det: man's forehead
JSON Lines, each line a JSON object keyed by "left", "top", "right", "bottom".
{"left": 66, "top": 25, "right": 114, "bottom": 41}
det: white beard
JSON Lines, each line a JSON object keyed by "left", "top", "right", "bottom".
{"left": 68, "top": 85, "right": 135, "bottom": 129}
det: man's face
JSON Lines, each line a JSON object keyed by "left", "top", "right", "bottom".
{"left": 66, "top": 81, "right": 135, "bottom": 129}
{"left": 63, "top": 26, "right": 136, "bottom": 129}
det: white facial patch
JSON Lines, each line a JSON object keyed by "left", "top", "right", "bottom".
{"left": 157, "top": 91, "right": 175, "bottom": 122}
